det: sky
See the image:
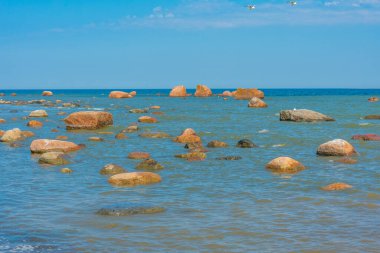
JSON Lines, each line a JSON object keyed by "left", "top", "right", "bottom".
{"left": 0, "top": 0, "right": 380, "bottom": 89}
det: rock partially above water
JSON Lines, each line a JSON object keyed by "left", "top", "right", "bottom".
{"left": 136, "top": 159, "right": 164, "bottom": 170}
{"left": 216, "top": 156, "right": 242, "bottom": 160}
{"left": 64, "top": 111, "right": 113, "bottom": 130}
{"left": 0, "top": 119, "right": 5, "bottom": 124}
{"left": 109, "top": 91, "right": 134, "bottom": 99}
{"left": 169, "top": 85, "right": 187, "bottom": 97}
{"left": 42, "top": 91, "right": 53, "bottom": 96}
{"left": 174, "top": 128, "right": 201, "bottom": 144}
{"left": 38, "top": 152, "right": 69, "bottom": 165}
{"left": 0, "top": 128, "right": 24, "bottom": 142}
{"left": 29, "top": 110, "right": 48, "bottom": 117}
{"left": 248, "top": 97, "right": 268, "bottom": 108}
{"left": 368, "top": 97, "right": 379, "bottom": 102}
{"left": 317, "top": 139, "right": 356, "bottom": 156}
{"left": 122, "top": 124, "right": 139, "bottom": 133}
{"left": 233, "top": 88, "right": 264, "bottom": 100}
{"left": 115, "top": 133, "right": 128, "bottom": 139}
{"left": 194, "top": 84, "right": 212, "bottom": 97}
{"left": 96, "top": 205, "right": 165, "bottom": 216}
{"left": 108, "top": 172, "right": 162, "bottom": 187}
{"left": 128, "top": 152, "right": 151, "bottom": 160}
{"left": 138, "top": 116, "right": 158, "bottom": 123}
{"left": 336, "top": 157, "right": 358, "bottom": 164}
{"left": 27, "top": 120, "right": 43, "bottom": 128}
{"left": 322, "top": 182, "right": 352, "bottom": 191}
{"left": 0, "top": 130, "right": 4, "bottom": 137}
{"left": 175, "top": 152, "right": 206, "bottom": 161}
{"left": 236, "top": 139, "right": 257, "bottom": 148}
{"left": 280, "top": 109, "right": 335, "bottom": 122}
{"left": 266, "top": 157, "right": 305, "bottom": 174}
{"left": 363, "top": 115, "right": 380, "bottom": 120}
{"left": 61, "top": 168, "right": 73, "bottom": 174}
{"left": 100, "top": 163, "right": 126, "bottom": 175}
{"left": 139, "top": 132, "right": 170, "bottom": 138}
{"left": 352, "top": 134, "right": 380, "bottom": 141}
{"left": 207, "top": 140, "right": 228, "bottom": 148}
{"left": 129, "top": 108, "right": 148, "bottom": 113}
{"left": 30, "top": 139, "right": 82, "bottom": 153}
{"left": 88, "top": 137, "right": 104, "bottom": 142}
{"left": 221, "top": 91, "right": 233, "bottom": 97}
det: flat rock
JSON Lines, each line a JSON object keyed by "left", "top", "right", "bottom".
{"left": 175, "top": 152, "right": 206, "bottom": 161}
{"left": 280, "top": 109, "right": 335, "bottom": 122}
{"left": 29, "top": 110, "right": 48, "bottom": 117}
{"left": 138, "top": 116, "right": 158, "bottom": 123}
{"left": 363, "top": 115, "right": 380, "bottom": 120}
{"left": 216, "top": 156, "right": 242, "bottom": 160}
{"left": 30, "top": 139, "right": 82, "bottom": 153}
{"left": 88, "top": 137, "right": 104, "bottom": 142}
{"left": 129, "top": 108, "right": 148, "bottom": 113}
{"left": 42, "top": 91, "right": 53, "bottom": 96}
{"left": 128, "top": 152, "right": 151, "bottom": 160}
{"left": 352, "top": 134, "right": 380, "bottom": 141}
{"left": 317, "top": 139, "right": 356, "bottom": 156}
{"left": 368, "top": 97, "right": 379, "bottom": 102}
{"left": 109, "top": 91, "right": 133, "bottom": 99}
{"left": 115, "top": 133, "right": 128, "bottom": 139}
{"left": 322, "top": 182, "right": 352, "bottom": 191}
{"left": 0, "top": 119, "right": 5, "bottom": 124}
{"left": 38, "top": 152, "right": 69, "bottom": 165}
{"left": 139, "top": 132, "right": 170, "bottom": 138}
{"left": 64, "top": 111, "right": 113, "bottom": 130}
{"left": 266, "top": 157, "right": 305, "bottom": 174}
{"left": 233, "top": 88, "right": 264, "bottom": 100}
{"left": 100, "top": 163, "right": 126, "bottom": 175}
{"left": 108, "top": 172, "right": 162, "bottom": 187}
{"left": 336, "top": 157, "right": 357, "bottom": 164}
{"left": 27, "top": 120, "right": 43, "bottom": 128}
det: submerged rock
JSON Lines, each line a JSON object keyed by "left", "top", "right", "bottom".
{"left": 27, "top": 120, "right": 43, "bottom": 128}
{"left": 38, "top": 152, "right": 69, "bottom": 165}
{"left": 169, "top": 85, "right": 187, "bottom": 97}
{"left": 109, "top": 91, "right": 133, "bottom": 99}
{"left": 136, "top": 159, "right": 164, "bottom": 170}
{"left": 56, "top": 136, "right": 68, "bottom": 140}
{"left": 194, "top": 84, "right": 212, "bottom": 97}
{"left": 207, "top": 140, "right": 228, "bottom": 148}
{"left": 129, "top": 108, "right": 148, "bottom": 113}
{"left": 364, "top": 115, "right": 380, "bottom": 120}
{"left": 184, "top": 142, "right": 208, "bottom": 152}
{"left": 175, "top": 152, "right": 206, "bottom": 161}
{"left": 351, "top": 134, "right": 380, "bottom": 141}
{"left": 42, "top": 91, "right": 53, "bottom": 96}
{"left": 317, "top": 139, "right": 356, "bottom": 156}
{"left": 108, "top": 172, "right": 162, "bottom": 187}
{"left": 174, "top": 128, "right": 201, "bottom": 144}
{"left": 60, "top": 168, "right": 73, "bottom": 174}
{"left": 30, "top": 139, "right": 82, "bottom": 153}
{"left": 88, "top": 136, "right": 104, "bottom": 142}
{"left": 115, "top": 133, "right": 128, "bottom": 139}
{"left": 216, "top": 156, "right": 242, "bottom": 160}
{"left": 64, "top": 111, "right": 113, "bottom": 130}
{"left": 322, "top": 182, "right": 352, "bottom": 191}
{"left": 150, "top": 105, "right": 160, "bottom": 109}
{"left": 233, "top": 88, "right": 264, "bottom": 100}
{"left": 139, "top": 132, "right": 170, "bottom": 138}
{"left": 248, "top": 97, "right": 268, "bottom": 108}
{"left": 122, "top": 124, "right": 139, "bottom": 133}
{"left": 138, "top": 116, "right": 158, "bottom": 123}
{"left": 280, "top": 109, "right": 335, "bottom": 122}
{"left": 128, "top": 152, "right": 151, "bottom": 160}
{"left": 29, "top": 110, "right": 48, "bottom": 117}
{"left": 96, "top": 204, "right": 165, "bottom": 216}
{"left": 236, "top": 139, "right": 257, "bottom": 148}
{"left": 266, "top": 157, "right": 305, "bottom": 174}
{"left": 336, "top": 157, "right": 358, "bottom": 164}
{"left": 100, "top": 163, "right": 126, "bottom": 175}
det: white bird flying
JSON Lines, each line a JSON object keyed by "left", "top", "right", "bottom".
{"left": 289, "top": 1, "right": 297, "bottom": 6}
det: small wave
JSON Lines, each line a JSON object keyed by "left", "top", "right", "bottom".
{"left": 258, "top": 129, "right": 269, "bottom": 134}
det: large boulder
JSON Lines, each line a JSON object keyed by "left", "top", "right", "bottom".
{"left": 317, "top": 139, "right": 356, "bottom": 156}
{"left": 0, "top": 128, "right": 24, "bottom": 142}
{"left": 38, "top": 152, "right": 69, "bottom": 165}
{"left": 174, "top": 128, "right": 201, "bottom": 144}
{"left": 30, "top": 139, "right": 82, "bottom": 153}
{"left": 248, "top": 97, "right": 267, "bottom": 108}
{"left": 29, "top": 110, "right": 48, "bottom": 117}
{"left": 109, "top": 91, "right": 133, "bottom": 99}
{"left": 322, "top": 182, "right": 352, "bottom": 191}
{"left": 138, "top": 116, "right": 158, "bottom": 123}
{"left": 169, "top": 85, "right": 187, "bottom": 97}
{"left": 108, "top": 172, "right": 162, "bottom": 187}
{"left": 233, "top": 88, "right": 264, "bottom": 100}
{"left": 64, "top": 111, "right": 113, "bottom": 130}
{"left": 352, "top": 134, "right": 380, "bottom": 141}
{"left": 194, "top": 84, "right": 212, "bottom": 97}
{"left": 100, "top": 164, "right": 126, "bottom": 175}
{"left": 42, "top": 91, "right": 53, "bottom": 96}
{"left": 280, "top": 109, "right": 335, "bottom": 122}
{"left": 266, "top": 157, "right": 305, "bottom": 174}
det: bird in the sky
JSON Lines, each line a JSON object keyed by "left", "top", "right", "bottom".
{"left": 289, "top": 1, "right": 297, "bottom": 6}
{"left": 247, "top": 5, "right": 256, "bottom": 11}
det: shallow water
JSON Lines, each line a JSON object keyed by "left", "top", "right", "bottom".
{"left": 0, "top": 89, "right": 380, "bottom": 253}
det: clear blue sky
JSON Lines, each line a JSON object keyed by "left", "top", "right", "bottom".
{"left": 1, "top": 0, "right": 380, "bottom": 89}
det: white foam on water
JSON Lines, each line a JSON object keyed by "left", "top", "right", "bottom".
{"left": 258, "top": 129, "right": 269, "bottom": 133}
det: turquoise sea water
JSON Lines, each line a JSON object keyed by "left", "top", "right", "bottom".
{"left": 0, "top": 89, "right": 379, "bottom": 253}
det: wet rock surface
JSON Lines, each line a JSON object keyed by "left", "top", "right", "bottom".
{"left": 266, "top": 157, "right": 305, "bottom": 174}
{"left": 100, "top": 164, "right": 126, "bottom": 175}
{"left": 280, "top": 109, "right": 335, "bottom": 122}
{"left": 136, "top": 159, "right": 164, "bottom": 170}
{"left": 64, "top": 111, "right": 113, "bottom": 130}
{"left": 38, "top": 152, "right": 69, "bottom": 165}
{"left": 236, "top": 139, "right": 257, "bottom": 148}
{"left": 317, "top": 139, "right": 357, "bottom": 156}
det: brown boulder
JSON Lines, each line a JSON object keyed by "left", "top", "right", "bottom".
{"left": 317, "top": 139, "right": 357, "bottom": 156}
{"left": 138, "top": 116, "right": 158, "bottom": 123}
{"left": 30, "top": 139, "right": 82, "bottom": 153}
{"left": 150, "top": 105, "right": 160, "bottom": 109}
{"left": 64, "top": 111, "right": 113, "bottom": 130}
{"left": 175, "top": 152, "right": 206, "bottom": 161}
{"left": 42, "top": 91, "right": 53, "bottom": 96}
{"left": 128, "top": 152, "right": 151, "bottom": 160}
{"left": 248, "top": 97, "right": 268, "bottom": 108}
{"left": 174, "top": 128, "right": 201, "bottom": 144}
{"left": 368, "top": 97, "right": 379, "bottom": 102}
{"left": 0, "top": 128, "right": 24, "bottom": 142}
{"left": 207, "top": 140, "right": 228, "bottom": 148}
{"left": 27, "top": 120, "right": 43, "bottom": 128}
{"left": 233, "top": 88, "right": 264, "bottom": 100}
{"left": 0, "top": 119, "right": 5, "bottom": 124}
{"left": 108, "top": 172, "right": 162, "bottom": 187}
{"left": 351, "top": 134, "right": 380, "bottom": 141}
{"left": 11, "top": 93, "right": 17, "bottom": 96}
{"left": 136, "top": 159, "right": 164, "bottom": 170}
{"left": 169, "top": 85, "right": 187, "bottom": 97}
{"left": 29, "top": 110, "right": 48, "bottom": 117}
{"left": 266, "top": 157, "right": 305, "bottom": 174}
{"left": 194, "top": 84, "right": 212, "bottom": 97}
{"left": 109, "top": 91, "right": 133, "bottom": 99}
{"left": 38, "top": 152, "right": 69, "bottom": 165}
{"left": 100, "top": 163, "right": 126, "bottom": 175}
{"left": 221, "top": 91, "right": 233, "bottom": 97}
{"left": 322, "top": 183, "right": 352, "bottom": 191}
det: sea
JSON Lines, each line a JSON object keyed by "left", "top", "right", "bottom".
{"left": 0, "top": 89, "right": 379, "bottom": 253}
